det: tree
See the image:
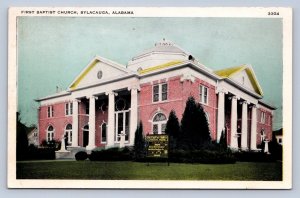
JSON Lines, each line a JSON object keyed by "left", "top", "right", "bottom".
{"left": 134, "top": 121, "right": 146, "bottom": 160}
{"left": 165, "top": 110, "right": 180, "bottom": 151}
{"left": 180, "top": 96, "right": 211, "bottom": 150}
{"left": 269, "top": 130, "right": 282, "bottom": 160}
{"left": 16, "top": 112, "right": 29, "bottom": 160}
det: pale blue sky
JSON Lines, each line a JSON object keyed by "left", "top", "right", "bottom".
{"left": 17, "top": 17, "right": 283, "bottom": 129}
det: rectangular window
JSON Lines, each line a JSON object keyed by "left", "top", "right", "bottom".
{"left": 65, "top": 103, "right": 69, "bottom": 115}
{"left": 261, "top": 112, "right": 266, "bottom": 123}
{"left": 200, "top": 85, "right": 208, "bottom": 105}
{"left": 65, "top": 102, "right": 73, "bottom": 115}
{"left": 47, "top": 106, "right": 53, "bottom": 118}
{"left": 161, "top": 83, "right": 168, "bottom": 101}
{"left": 152, "top": 83, "right": 168, "bottom": 102}
{"left": 70, "top": 103, "right": 73, "bottom": 115}
{"left": 153, "top": 85, "right": 159, "bottom": 102}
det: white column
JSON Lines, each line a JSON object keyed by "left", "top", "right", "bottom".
{"left": 217, "top": 91, "right": 225, "bottom": 142}
{"left": 71, "top": 99, "right": 79, "bottom": 147}
{"left": 241, "top": 101, "right": 248, "bottom": 150}
{"left": 250, "top": 105, "right": 258, "bottom": 150}
{"left": 129, "top": 87, "right": 139, "bottom": 146}
{"left": 86, "top": 96, "right": 96, "bottom": 150}
{"left": 230, "top": 96, "right": 238, "bottom": 150}
{"left": 106, "top": 91, "right": 117, "bottom": 148}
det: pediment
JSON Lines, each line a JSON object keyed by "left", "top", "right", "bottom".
{"left": 229, "top": 66, "right": 263, "bottom": 96}
{"left": 215, "top": 65, "right": 263, "bottom": 96}
{"left": 69, "top": 56, "right": 129, "bottom": 90}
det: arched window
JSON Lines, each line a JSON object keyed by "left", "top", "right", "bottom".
{"left": 101, "top": 122, "right": 107, "bottom": 143}
{"left": 65, "top": 124, "right": 72, "bottom": 144}
{"left": 152, "top": 113, "right": 167, "bottom": 134}
{"left": 47, "top": 125, "right": 54, "bottom": 142}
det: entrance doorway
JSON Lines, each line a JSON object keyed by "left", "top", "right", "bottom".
{"left": 115, "top": 110, "right": 130, "bottom": 142}
{"left": 83, "top": 125, "right": 89, "bottom": 147}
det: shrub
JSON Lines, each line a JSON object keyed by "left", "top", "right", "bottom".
{"left": 75, "top": 151, "right": 88, "bottom": 161}
{"left": 25, "top": 145, "right": 56, "bottom": 160}
{"left": 165, "top": 110, "right": 180, "bottom": 151}
{"left": 169, "top": 149, "right": 236, "bottom": 164}
{"left": 41, "top": 139, "right": 61, "bottom": 150}
{"left": 89, "top": 147, "right": 132, "bottom": 161}
{"left": 180, "top": 96, "right": 211, "bottom": 150}
{"left": 134, "top": 121, "right": 146, "bottom": 160}
{"left": 234, "top": 151, "right": 276, "bottom": 162}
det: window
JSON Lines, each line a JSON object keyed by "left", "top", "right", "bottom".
{"left": 65, "top": 124, "right": 72, "bottom": 144}
{"left": 261, "top": 112, "right": 266, "bottom": 123}
{"left": 65, "top": 102, "right": 73, "bottom": 115}
{"left": 47, "top": 106, "right": 54, "bottom": 118}
{"left": 101, "top": 122, "right": 107, "bottom": 143}
{"left": 47, "top": 125, "right": 54, "bottom": 142}
{"left": 200, "top": 85, "right": 208, "bottom": 105}
{"left": 152, "top": 113, "right": 167, "bottom": 134}
{"left": 153, "top": 83, "right": 168, "bottom": 102}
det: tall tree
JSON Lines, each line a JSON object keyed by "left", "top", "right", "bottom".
{"left": 16, "top": 112, "right": 29, "bottom": 160}
{"left": 165, "top": 110, "right": 180, "bottom": 150}
{"left": 134, "top": 121, "right": 146, "bottom": 160}
{"left": 180, "top": 96, "right": 211, "bottom": 150}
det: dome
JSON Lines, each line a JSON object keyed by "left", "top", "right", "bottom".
{"left": 127, "top": 39, "right": 192, "bottom": 71}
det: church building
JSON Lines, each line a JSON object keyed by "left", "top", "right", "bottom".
{"left": 36, "top": 39, "right": 275, "bottom": 151}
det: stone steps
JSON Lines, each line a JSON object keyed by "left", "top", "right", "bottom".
{"left": 55, "top": 147, "right": 86, "bottom": 159}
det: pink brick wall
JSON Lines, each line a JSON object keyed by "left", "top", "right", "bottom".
{"left": 138, "top": 76, "right": 217, "bottom": 140}
{"left": 257, "top": 108, "right": 273, "bottom": 144}
{"left": 38, "top": 101, "right": 73, "bottom": 145}
{"left": 39, "top": 100, "right": 108, "bottom": 148}
{"left": 95, "top": 107, "right": 108, "bottom": 147}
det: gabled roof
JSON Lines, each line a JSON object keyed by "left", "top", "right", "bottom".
{"left": 138, "top": 60, "right": 184, "bottom": 75}
{"left": 214, "top": 64, "right": 264, "bottom": 96}
{"left": 68, "top": 56, "right": 130, "bottom": 90}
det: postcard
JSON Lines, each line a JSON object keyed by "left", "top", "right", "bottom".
{"left": 8, "top": 7, "right": 292, "bottom": 189}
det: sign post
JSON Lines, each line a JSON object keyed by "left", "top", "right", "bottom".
{"left": 145, "top": 134, "right": 169, "bottom": 166}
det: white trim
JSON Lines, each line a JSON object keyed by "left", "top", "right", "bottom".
{"left": 47, "top": 106, "right": 53, "bottom": 118}
{"left": 152, "top": 82, "right": 168, "bottom": 103}
{"left": 64, "top": 123, "right": 72, "bottom": 144}
{"left": 114, "top": 110, "right": 130, "bottom": 143}
{"left": 46, "top": 125, "right": 55, "bottom": 142}
{"left": 65, "top": 102, "right": 73, "bottom": 116}
{"left": 151, "top": 112, "right": 168, "bottom": 134}
{"left": 199, "top": 85, "right": 209, "bottom": 105}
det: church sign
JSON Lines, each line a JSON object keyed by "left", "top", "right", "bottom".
{"left": 146, "top": 134, "right": 169, "bottom": 158}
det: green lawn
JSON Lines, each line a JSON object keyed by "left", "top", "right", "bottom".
{"left": 17, "top": 160, "right": 282, "bottom": 180}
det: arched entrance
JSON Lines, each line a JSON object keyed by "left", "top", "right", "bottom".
{"left": 83, "top": 125, "right": 89, "bottom": 147}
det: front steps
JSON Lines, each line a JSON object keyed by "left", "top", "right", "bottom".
{"left": 55, "top": 147, "right": 86, "bottom": 159}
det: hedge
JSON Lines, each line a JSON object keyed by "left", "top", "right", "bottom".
{"left": 234, "top": 151, "right": 277, "bottom": 162}
{"left": 169, "top": 149, "right": 236, "bottom": 164}
{"left": 89, "top": 147, "right": 132, "bottom": 161}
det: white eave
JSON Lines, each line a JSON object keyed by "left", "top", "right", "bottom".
{"left": 258, "top": 100, "right": 277, "bottom": 110}
{"left": 35, "top": 91, "right": 71, "bottom": 102}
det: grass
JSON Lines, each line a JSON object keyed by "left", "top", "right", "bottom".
{"left": 16, "top": 160, "right": 282, "bottom": 180}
